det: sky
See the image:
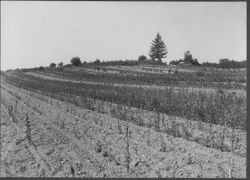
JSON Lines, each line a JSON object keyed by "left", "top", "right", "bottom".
{"left": 1, "top": 1, "right": 246, "bottom": 70}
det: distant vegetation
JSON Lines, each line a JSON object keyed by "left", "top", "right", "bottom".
{"left": 7, "top": 31, "right": 245, "bottom": 71}
{"left": 170, "top": 51, "right": 201, "bottom": 66}
{"left": 49, "top": 63, "right": 56, "bottom": 68}
{"left": 202, "top": 59, "right": 246, "bottom": 69}
{"left": 4, "top": 31, "right": 245, "bottom": 72}
{"left": 70, "top": 57, "right": 82, "bottom": 66}
{"left": 15, "top": 57, "right": 246, "bottom": 73}
{"left": 138, "top": 55, "right": 147, "bottom": 62}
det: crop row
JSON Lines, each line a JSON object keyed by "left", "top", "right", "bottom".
{"left": 1, "top": 87, "right": 131, "bottom": 177}
{"left": 2, "top": 71, "right": 246, "bottom": 130}
{"left": 32, "top": 68, "right": 246, "bottom": 90}
{"left": 1, "top": 75, "right": 246, "bottom": 157}
{"left": 1, "top": 82, "right": 246, "bottom": 177}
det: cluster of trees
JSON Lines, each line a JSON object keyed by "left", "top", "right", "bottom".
{"left": 202, "top": 59, "right": 246, "bottom": 69}
{"left": 218, "top": 59, "right": 246, "bottom": 69}
{"left": 169, "top": 51, "right": 201, "bottom": 66}
{"left": 45, "top": 32, "right": 245, "bottom": 69}
{"left": 49, "top": 62, "right": 64, "bottom": 68}
{"left": 96, "top": 60, "right": 139, "bottom": 66}
{"left": 65, "top": 57, "right": 139, "bottom": 67}
{"left": 63, "top": 33, "right": 169, "bottom": 67}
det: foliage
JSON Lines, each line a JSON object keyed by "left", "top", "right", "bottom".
{"left": 4, "top": 71, "right": 246, "bottom": 130}
{"left": 169, "top": 60, "right": 181, "bottom": 66}
{"left": 70, "top": 57, "right": 82, "bottom": 66}
{"left": 148, "top": 32, "right": 167, "bottom": 64}
{"left": 42, "top": 67, "right": 246, "bottom": 89}
{"left": 202, "top": 62, "right": 218, "bottom": 68}
{"left": 202, "top": 60, "right": 246, "bottom": 69}
{"left": 219, "top": 59, "right": 246, "bottom": 69}
{"left": 49, "top": 63, "right": 56, "bottom": 68}
{"left": 183, "top": 51, "right": 201, "bottom": 66}
{"left": 93, "top": 59, "right": 101, "bottom": 64}
{"left": 138, "top": 55, "right": 147, "bottom": 62}
{"left": 38, "top": 66, "right": 44, "bottom": 71}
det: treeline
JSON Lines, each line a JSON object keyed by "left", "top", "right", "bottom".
{"left": 12, "top": 57, "right": 246, "bottom": 73}
{"left": 202, "top": 59, "right": 246, "bottom": 69}
{"left": 88, "top": 59, "right": 140, "bottom": 66}
{"left": 169, "top": 51, "right": 201, "bottom": 66}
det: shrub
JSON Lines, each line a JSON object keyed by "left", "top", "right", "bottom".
{"left": 138, "top": 55, "right": 147, "bottom": 62}
{"left": 70, "top": 57, "right": 81, "bottom": 66}
{"left": 93, "top": 59, "right": 101, "bottom": 64}
{"left": 38, "top": 66, "right": 44, "bottom": 71}
{"left": 49, "top": 63, "right": 56, "bottom": 68}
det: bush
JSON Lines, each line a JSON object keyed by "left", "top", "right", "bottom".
{"left": 138, "top": 55, "right": 147, "bottom": 62}
{"left": 71, "top": 57, "right": 81, "bottom": 66}
{"left": 93, "top": 59, "right": 101, "bottom": 64}
{"left": 49, "top": 63, "right": 56, "bottom": 68}
{"left": 38, "top": 66, "right": 44, "bottom": 71}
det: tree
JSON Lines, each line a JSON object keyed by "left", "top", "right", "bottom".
{"left": 169, "top": 60, "right": 179, "bottom": 66}
{"left": 138, "top": 55, "right": 147, "bottom": 62}
{"left": 148, "top": 32, "right": 168, "bottom": 64}
{"left": 49, "top": 63, "right": 56, "bottom": 68}
{"left": 70, "top": 57, "right": 81, "bottom": 66}
{"left": 58, "top": 62, "right": 63, "bottom": 67}
{"left": 93, "top": 59, "right": 101, "bottom": 64}
{"left": 183, "top": 51, "right": 193, "bottom": 64}
{"left": 38, "top": 66, "right": 44, "bottom": 71}
{"left": 218, "top": 58, "right": 230, "bottom": 68}
{"left": 183, "top": 51, "right": 201, "bottom": 66}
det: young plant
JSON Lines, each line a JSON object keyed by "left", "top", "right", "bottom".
{"left": 25, "top": 113, "right": 33, "bottom": 146}
{"left": 117, "top": 119, "right": 122, "bottom": 134}
{"left": 154, "top": 112, "right": 161, "bottom": 132}
{"left": 159, "top": 135, "right": 167, "bottom": 152}
{"left": 146, "top": 129, "right": 151, "bottom": 146}
{"left": 125, "top": 122, "right": 131, "bottom": 173}
{"left": 60, "top": 119, "right": 65, "bottom": 129}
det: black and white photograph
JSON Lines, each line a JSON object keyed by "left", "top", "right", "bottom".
{"left": 0, "top": 1, "right": 247, "bottom": 178}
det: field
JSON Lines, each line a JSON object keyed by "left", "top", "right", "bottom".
{"left": 0, "top": 65, "right": 246, "bottom": 178}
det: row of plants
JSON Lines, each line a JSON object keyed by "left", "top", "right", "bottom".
{"left": 2, "top": 71, "right": 246, "bottom": 130}
{"left": 3, "top": 82, "right": 245, "bottom": 157}
{"left": 38, "top": 68, "right": 246, "bottom": 90}
{"left": 62, "top": 66, "right": 246, "bottom": 83}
